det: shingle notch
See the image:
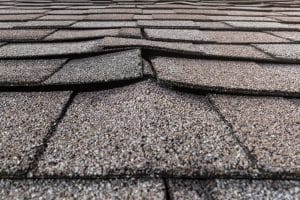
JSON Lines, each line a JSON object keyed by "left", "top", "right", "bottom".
{"left": 151, "top": 57, "right": 300, "bottom": 96}
{"left": 35, "top": 81, "right": 251, "bottom": 177}
{"left": 43, "top": 49, "right": 143, "bottom": 85}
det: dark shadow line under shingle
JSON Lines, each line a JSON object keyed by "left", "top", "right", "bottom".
{"left": 206, "top": 96, "right": 265, "bottom": 177}
{"left": 163, "top": 178, "right": 172, "bottom": 200}
{"left": 26, "top": 91, "right": 77, "bottom": 177}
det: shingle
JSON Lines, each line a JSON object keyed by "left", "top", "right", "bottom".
{"left": 194, "top": 44, "right": 271, "bottom": 60}
{"left": 268, "top": 31, "right": 300, "bottom": 41}
{"left": 210, "top": 95, "right": 300, "bottom": 176}
{"left": 89, "top": 8, "right": 142, "bottom": 14}
{"left": 255, "top": 44, "right": 300, "bottom": 60}
{"left": 133, "top": 14, "right": 153, "bottom": 20}
{"left": 36, "top": 81, "right": 250, "bottom": 177}
{"left": 168, "top": 179, "right": 300, "bottom": 199}
{"left": 46, "top": 10, "right": 87, "bottom": 15}
{"left": 193, "top": 22, "right": 231, "bottom": 29}
{"left": 137, "top": 20, "right": 195, "bottom": 27}
{"left": 272, "top": 16, "right": 300, "bottom": 23}
{"left": 0, "top": 179, "right": 165, "bottom": 199}
{"left": 0, "top": 40, "right": 99, "bottom": 58}
{"left": 225, "top": 21, "right": 294, "bottom": 30}
{"left": 118, "top": 27, "right": 142, "bottom": 38}
{"left": 43, "top": 49, "right": 142, "bottom": 84}
{"left": 0, "top": 91, "right": 71, "bottom": 176}
{"left": 152, "top": 14, "right": 209, "bottom": 20}
{"left": 85, "top": 14, "right": 134, "bottom": 20}
{"left": 44, "top": 29, "right": 120, "bottom": 40}
{"left": 145, "top": 29, "right": 209, "bottom": 42}
{"left": 143, "top": 9, "right": 175, "bottom": 14}
{"left": 72, "top": 21, "right": 137, "bottom": 28}
{"left": 0, "top": 14, "right": 42, "bottom": 21}
{"left": 0, "top": 22, "right": 24, "bottom": 28}
{"left": 100, "top": 37, "right": 197, "bottom": 54}
{"left": 0, "top": 59, "right": 67, "bottom": 84}
{"left": 0, "top": 29, "right": 54, "bottom": 41}
{"left": 208, "top": 16, "right": 276, "bottom": 21}
{"left": 145, "top": 29, "right": 288, "bottom": 43}
{"left": 38, "top": 14, "right": 86, "bottom": 20}
{"left": 17, "top": 20, "right": 75, "bottom": 28}
{"left": 0, "top": 9, "right": 46, "bottom": 14}
{"left": 151, "top": 57, "right": 300, "bottom": 95}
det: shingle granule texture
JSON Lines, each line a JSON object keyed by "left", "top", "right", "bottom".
{"left": 138, "top": 20, "right": 195, "bottom": 27}
{"left": 72, "top": 21, "right": 137, "bottom": 28}
{"left": 44, "top": 29, "right": 120, "bottom": 41}
{"left": 0, "top": 92, "right": 71, "bottom": 176}
{"left": 168, "top": 179, "right": 300, "bottom": 199}
{"left": 0, "top": 40, "right": 100, "bottom": 58}
{"left": 210, "top": 95, "right": 300, "bottom": 176}
{"left": 151, "top": 57, "right": 300, "bottom": 95}
{"left": 0, "top": 29, "right": 54, "bottom": 41}
{"left": 17, "top": 21, "right": 75, "bottom": 28}
{"left": 0, "top": 59, "right": 67, "bottom": 85}
{"left": 145, "top": 29, "right": 288, "bottom": 43}
{"left": 268, "top": 31, "right": 300, "bottom": 41}
{"left": 0, "top": 178, "right": 165, "bottom": 199}
{"left": 43, "top": 49, "right": 142, "bottom": 84}
{"left": 225, "top": 21, "right": 293, "bottom": 30}
{"left": 255, "top": 44, "right": 300, "bottom": 60}
{"left": 36, "top": 81, "right": 251, "bottom": 177}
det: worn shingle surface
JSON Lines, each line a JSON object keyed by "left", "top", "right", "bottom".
{"left": 1, "top": 0, "right": 299, "bottom": 198}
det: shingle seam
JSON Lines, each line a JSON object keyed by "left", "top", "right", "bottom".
{"left": 163, "top": 178, "right": 172, "bottom": 200}
{"left": 206, "top": 95, "right": 265, "bottom": 178}
{"left": 26, "top": 91, "right": 77, "bottom": 178}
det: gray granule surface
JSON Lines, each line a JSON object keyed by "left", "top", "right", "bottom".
{"left": 0, "top": 29, "right": 54, "bottom": 41}
{"left": 0, "top": 91, "right": 71, "bottom": 176}
{"left": 72, "top": 21, "right": 137, "bottom": 28}
{"left": 255, "top": 44, "right": 300, "bottom": 60}
{"left": 145, "top": 29, "right": 288, "bottom": 43}
{"left": 17, "top": 21, "right": 75, "bottom": 28}
{"left": 44, "top": 29, "right": 120, "bottom": 40}
{"left": 0, "top": 178, "right": 166, "bottom": 199}
{"left": 0, "top": 14, "right": 42, "bottom": 21}
{"left": 268, "top": 31, "right": 300, "bottom": 41}
{"left": 210, "top": 95, "right": 300, "bottom": 175}
{"left": 99, "top": 37, "right": 196, "bottom": 53}
{"left": 0, "top": 40, "right": 100, "bottom": 58}
{"left": 38, "top": 15, "right": 86, "bottom": 20}
{"left": 0, "top": 59, "right": 67, "bottom": 84}
{"left": 225, "top": 21, "right": 293, "bottom": 30}
{"left": 36, "top": 81, "right": 251, "bottom": 177}
{"left": 85, "top": 14, "right": 134, "bottom": 20}
{"left": 194, "top": 44, "right": 271, "bottom": 59}
{"left": 118, "top": 28, "right": 142, "bottom": 38}
{"left": 151, "top": 57, "right": 300, "bottom": 94}
{"left": 43, "top": 49, "right": 142, "bottom": 84}
{"left": 168, "top": 179, "right": 300, "bottom": 199}
{"left": 138, "top": 20, "right": 195, "bottom": 27}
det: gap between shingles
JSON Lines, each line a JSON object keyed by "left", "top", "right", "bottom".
{"left": 206, "top": 96, "right": 266, "bottom": 177}
{"left": 26, "top": 91, "right": 77, "bottom": 177}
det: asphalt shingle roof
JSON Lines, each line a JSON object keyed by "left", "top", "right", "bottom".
{"left": 0, "top": 0, "right": 299, "bottom": 199}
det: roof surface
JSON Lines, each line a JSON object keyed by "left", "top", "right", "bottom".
{"left": 0, "top": 0, "right": 299, "bottom": 199}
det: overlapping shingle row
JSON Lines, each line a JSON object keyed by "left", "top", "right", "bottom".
{"left": 0, "top": 0, "right": 299, "bottom": 199}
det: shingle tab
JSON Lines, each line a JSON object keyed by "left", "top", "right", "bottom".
{"left": 152, "top": 57, "right": 300, "bottom": 95}
{"left": 255, "top": 44, "right": 300, "bottom": 60}
{"left": 0, "top": 91, "right": 71, "bottom": 176}
{"left": 168, "top": 179, "right": 300, "bottom": 199}
{"left": 43, "top": 49, "right": 142, "bottom": 84}
{"left": 0, "top": 29, "right": 54, "bottom": 41}
{"left": 145, "top": 29, "right": 288, "bottom": 43}
{"left": 72, "top": 21, "right": 137, "bottom": 28}
{"left": 0, "top": 40, "right": 99, "bottom": 58}
{"left": 225, "top": 21, "right": 294, "bottom": 30}
{"left": 36, "top": 81, "right": 250, "bottom": 177}
{"left": 0, "top": 179, "right": 165, "bottom": 199}
{"left": 211, "top": 95, "right": 300, "bottom": 176}
{"left": 0, "top": 59, "right": 67, "bottom": 84}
